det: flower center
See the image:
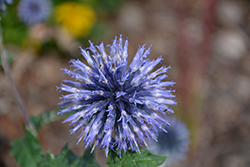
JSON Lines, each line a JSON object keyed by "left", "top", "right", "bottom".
{"left": 115, "top": 91, "right": 126, "bottom": 99}
{"left": 28, "top": 2, "right": 40, "bottom": 13}
{"left": 158, "top": 129, "right": 179, "bottom": 150}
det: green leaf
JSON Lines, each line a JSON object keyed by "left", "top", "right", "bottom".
{"left": 60, "top": 145, "right": 100, "bottom": 167}
{"left": 30, "top": 109, "right": 62, "bottom": 131}
{"left": 107, "top": 149, "right": 166, "bottom": 167}
{"left": 81, "top": 147, "right": 100, "bottom": 167}
{"left": 10, "top": 127, "right": 44, "bottom": 167}
{"left": 38, "top": 153, "right": 70, "bottom": 167}
{"left": 11, "top": 111, "right": 100, "bottom": 167}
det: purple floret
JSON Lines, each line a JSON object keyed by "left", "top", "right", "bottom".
{"left": 17, "top": 0, "right": 52, "bottom": 26}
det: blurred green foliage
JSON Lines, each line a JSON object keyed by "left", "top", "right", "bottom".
{"left": 1, "top": 1, "right": 27, "bottom": 45}
{"left": 0, "top": 52, "right": 13, "bottom": 67}
{"left": 1, "top": 0, "right": 124, "bottom": 48}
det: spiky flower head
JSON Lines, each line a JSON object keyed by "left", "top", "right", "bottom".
{"left": 57, "top": 35, "right": 176, "bottom": 156}
{"left": 148, "top": 116, "right": 190, "bottom": 165}
{"left": 17, "top": 0, "right": 52, "bottom": 26}
{"left": 0, "top": 0, "right": 12, "bottom": 11}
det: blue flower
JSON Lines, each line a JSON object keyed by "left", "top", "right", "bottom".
{"left": 0, "top": 0, "right": 12, "bottom": 11}
{"left": 17, "top": 0, "right": 52, "bottom": 26}
{"left": 57, "top": 35, "right": 176, "bottom": 156}
{"left": 148, "top": 116, "right": 190, "bottom": 165}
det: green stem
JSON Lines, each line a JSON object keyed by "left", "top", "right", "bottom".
{"left": 0, "top": 17, "right": 33, "bottom": 129}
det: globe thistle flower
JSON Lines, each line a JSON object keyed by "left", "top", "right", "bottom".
{"left": 148, "top": 116, "right": 190, "bottom": 165}
{"left": 0, "top": 0, "right": 12, "bottom": 11}
{"left": 53, "top": 2, "right": 96, "bottom": 37}
{"left": 57, "top": 35, "right": 176, "bottom": 156}
{"left": 17, "top": 0, "right": 52, "bottom": 26}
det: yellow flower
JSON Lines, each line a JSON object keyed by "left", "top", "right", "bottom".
{"left": 54, "top": 2, "right": 97, "bottom": 37}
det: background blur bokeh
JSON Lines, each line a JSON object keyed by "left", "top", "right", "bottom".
{"left": 1, "top": 0, "right": 250, "bottom": 166}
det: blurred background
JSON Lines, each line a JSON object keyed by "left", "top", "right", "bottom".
{"left": 0, "top": 0, "right": 250, "bottom": 166}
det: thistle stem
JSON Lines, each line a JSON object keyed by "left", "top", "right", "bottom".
{"left": 0, "top": 17, "right": 33, "bottom": 129}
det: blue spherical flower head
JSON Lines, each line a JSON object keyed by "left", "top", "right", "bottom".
{"left": 17, "top": 0, "right": 52, "bottom": 26}
{"left": 58, "top": 35, "right": 176, "bottom": 157}
{"left": 148, "top": 116, "right": 190, "bottom": 165}
{"left": 0, "top": 0, "right": 12, "bottom": 11}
